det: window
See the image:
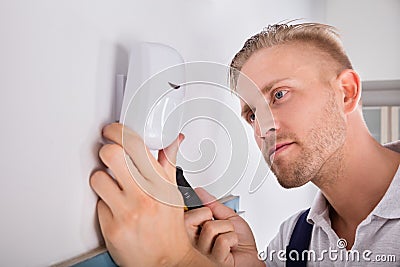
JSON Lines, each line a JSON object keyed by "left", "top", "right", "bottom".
{"left": 361, "top": 80, "right": 400, "bottom": 144}
{"left": 363, "top": 106, "right": 399, "bottom": 143}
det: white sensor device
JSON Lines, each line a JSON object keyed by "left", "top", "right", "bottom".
{"left": 120, "top": 42, "right": 185, "bottom": 150}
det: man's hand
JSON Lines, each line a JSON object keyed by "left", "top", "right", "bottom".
{"left": 184, "top": 207, "right": 213, "bottom": 247}
{"left": 185, "top": 188, "right": 266, "bottom": 267}
{"left": 90, "top": 123, "right": 213, "bottom": 267}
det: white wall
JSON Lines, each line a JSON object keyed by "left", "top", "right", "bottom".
{"left": 0, "top": 1, "right": 325, "bottom": 265}
{"left": 326, "top": 0, "right": 400, "bottom": 81}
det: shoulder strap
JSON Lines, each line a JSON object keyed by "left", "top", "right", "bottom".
{"left": 286, "top": 208, "right": 313, "bottom": 267}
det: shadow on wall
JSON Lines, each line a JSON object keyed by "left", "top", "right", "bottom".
{"left": 78, "top": 41, "right": 130, "bottom": 247}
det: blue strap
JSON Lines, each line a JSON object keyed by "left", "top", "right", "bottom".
{"left": 286, "top": 208, "right": 313, "bottom": 267}
{"left": 71, "top": 251, "right": 118, "bottom": 267}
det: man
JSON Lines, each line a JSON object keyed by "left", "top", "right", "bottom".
{"left": 90, "top": 22, "right": 400, "bottom": 266}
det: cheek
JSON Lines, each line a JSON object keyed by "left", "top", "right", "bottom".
{"left": 271, "top": 112, "right": 306, "bottom": 145}
{"left": 254, "top": 121, "right": 261, "bottom": 136}
{"left": 253, "top": 129, "right": 263, "bottom": 150}
{"left": 286, "top": 112, "right": 314, "bottom": 139}
{"left": 285, "top": 99, "right": 331, "bottom": 138}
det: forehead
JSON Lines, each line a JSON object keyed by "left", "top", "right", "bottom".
{"left": 237, "top": 44, "right": 329, "bottom": 97}
{"left": 241, "top": 43, "right": 323, "bottom": 81}
{"left": 236, "top": 43, "right": 335, "bottom": 110}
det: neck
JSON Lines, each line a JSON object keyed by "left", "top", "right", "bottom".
{"left": 312, "top": 119, "right": 400, "bottom": 228}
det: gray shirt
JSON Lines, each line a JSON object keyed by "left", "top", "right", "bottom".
{"left": 264, "top": 142, "right": 400, "bottom": 266}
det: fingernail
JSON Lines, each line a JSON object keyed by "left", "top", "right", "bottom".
{"left": 179, "top": 133, "right": 185, "bottom": 144}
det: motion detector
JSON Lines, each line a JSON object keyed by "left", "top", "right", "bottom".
{"left": 120, "top": 42, "right": 186, "bottom": 150}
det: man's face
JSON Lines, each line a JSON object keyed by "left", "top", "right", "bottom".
{"left": 237, "top": 43, "right": 347, "bottom": 188}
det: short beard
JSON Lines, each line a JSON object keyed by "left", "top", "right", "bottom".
{"left": 265, "top": 92, "right": 346, "bottom": 188}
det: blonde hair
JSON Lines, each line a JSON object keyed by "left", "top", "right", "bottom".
{"left": 229, "top": 22, "right": 353, "bottom": 91}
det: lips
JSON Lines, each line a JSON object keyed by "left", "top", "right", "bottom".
{"left": 268, "top": 142, "right": 294, "bottom": 158}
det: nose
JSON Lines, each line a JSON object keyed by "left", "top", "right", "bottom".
{"left": 254, "top": 108, "right": 276, "bottom": 139}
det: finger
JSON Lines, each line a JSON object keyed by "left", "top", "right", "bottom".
{"left": 184, "top": 207, "right": 212, "bottom": 245}
{"left": 211, "top": 231, "right": 238, "bottom": 263}
{"left": 184, "top": 206, "right": 213, "bottom": 227}
{"left": 195, "top": 188, "right": 237, "bottom": 220}
{"left": 90, "top": 171, "right": 125, "bottom": 214}
{"left": 123, "top": 153, "right": 152, "bottom": 196}
{"left": 97, "top": 199, "right": 114, "bottom": 237}
{"left": 99, "top": 144, "right": 135, "bottom": 191}
{"left": 102, "top": 123, "right": 164, "bottom": 182}
{"left": 197, "top": 220, "right": 234, "bottom": 255}
{"left": 158, "top": 133, "right": 185, "bottom": 182}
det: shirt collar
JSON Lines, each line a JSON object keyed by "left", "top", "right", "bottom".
{"left": 307, "top": 164, "right": 400, "bottom": 224}
{"left": 371, "top": 165, "right": 400, "bottom": 219}
{"left": 307, "top": 190, "right": 330, "bottom": 225}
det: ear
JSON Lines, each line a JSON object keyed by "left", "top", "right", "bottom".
{"left": 337, "top": 69, "right": 361, "bottom": 114}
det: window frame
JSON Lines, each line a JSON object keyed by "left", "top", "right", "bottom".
{"left": 361, "top": 80, "right": 400, "bottom": 143}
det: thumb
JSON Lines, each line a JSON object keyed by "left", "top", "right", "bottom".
{"left": 194, "top": 187, "right": 237, "bottom": 220}
{"left": 158, "top": 133, "right": 185, "bottom": 176}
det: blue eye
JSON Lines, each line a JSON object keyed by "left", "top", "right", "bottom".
{"left": 247, "top": 112, "right": 255, "bottom": 123}
{"left": 274, "top": 90, "right": 288, "bottom": 100}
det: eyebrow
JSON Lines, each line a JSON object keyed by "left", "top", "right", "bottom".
{"left": 260, "top": 77, "right": 291, "bottom": 94}
{"left": 240, "top": 77, "right": 291, "bottom": 119}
